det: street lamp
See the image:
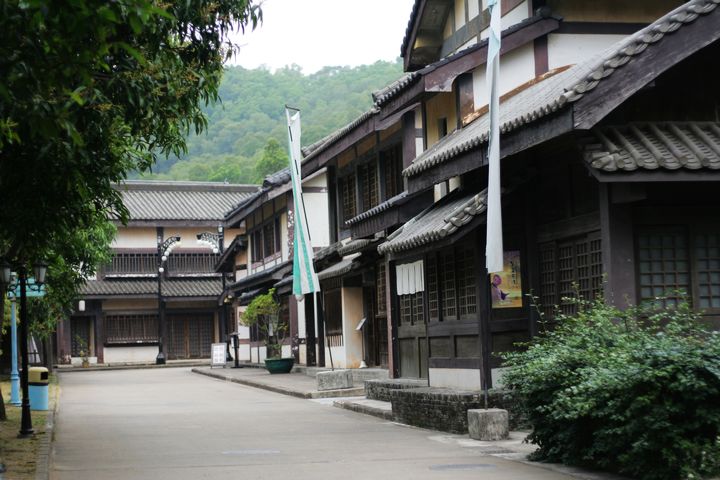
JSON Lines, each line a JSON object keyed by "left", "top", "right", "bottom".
{"left": 0, "top": 259, "right": 48, "bottom": 437}
{"left": 197, "top": 226, "right": 232, "bottom": 360}
{"left": 156, "top": 235, "right": 181, "bottom": 365}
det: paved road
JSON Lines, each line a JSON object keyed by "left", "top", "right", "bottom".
{"left": 51, "top": 368, "right": 572, "bottom": 480}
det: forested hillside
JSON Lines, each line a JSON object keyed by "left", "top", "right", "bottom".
{"left": 142, "top": 60, "right": 403, "bottom": 184}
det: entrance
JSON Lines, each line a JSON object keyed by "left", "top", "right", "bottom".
{"left": 166, "top": 312, "right": 213, "bottom": 359}
{"left": 70, "top": 316, "right": 92, "bottom": 357}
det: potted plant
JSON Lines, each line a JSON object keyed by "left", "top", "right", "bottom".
{"left": 74, "top": 335, "right": 90, "bottom": 368}
{"left": 241, "top": 288, "right": 293, "bottom": 374}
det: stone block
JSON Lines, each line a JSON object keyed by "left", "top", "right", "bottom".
{"left": 317, "top": 369, "right": 353, "bottom": 391}
{"left": 468, "top": 408, "right": 509, "bottom": 441}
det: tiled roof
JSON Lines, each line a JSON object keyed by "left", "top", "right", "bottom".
{"left": 313, "top": 242, "right": 343, "bottom": 263}
{"left": 117, "top": 181, "right": 258, "bottom": 222}
{"left": 223, "top": 169, "right": 291, "bottom": 224}
{"left": 229, "top": 260, "right": 292, "bottom": 292}
{"left": 81, "top": 277, "right": 222, "bottom": 298}
{"left": 345, "top": 192, "right": 409, "bottom": 226}
{"left": 584, "top": 122, "right": 720, "bottom": 172}
{"left": 403, "top": 0, "right": 720, "bottom": 178}
{"left": 337, "top": 238, "right": 382, "bottom": 257}
{"left": 378, "top": 190, "right": 487, "bottom": 255}
{"left": 401, "top": 0, "right": 423, "bottom": 58}
{"left": 302, "top": 108, "right": 380, "bottom": 163}
{"left": 372, "top": 73, "right": 422, "bottom": 107}
{"left": 317, "top": 254, "right": 361, "bottom": 281}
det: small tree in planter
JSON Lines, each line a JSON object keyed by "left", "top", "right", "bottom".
{"left": 241, "top": 289, "right": 293, "bottom": 372}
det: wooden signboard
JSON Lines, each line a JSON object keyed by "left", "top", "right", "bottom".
{"left": 211, "top": 343, "right": 227, "bottom": 368}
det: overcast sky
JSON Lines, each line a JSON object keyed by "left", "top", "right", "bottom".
{"left": 228, "top": 0, "right": 416, "bottom": 73}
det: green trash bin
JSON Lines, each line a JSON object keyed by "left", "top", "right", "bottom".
{"left": 29, "top": 367, "right": 49, "bottom": 411}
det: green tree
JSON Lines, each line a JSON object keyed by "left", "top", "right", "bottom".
{"left": 254, "top": 139, "right": 288, "bottom": 181}
{"left": 0, "top": 0, "right": 261, "bottom": 301}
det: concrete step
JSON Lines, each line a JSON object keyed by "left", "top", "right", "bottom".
{"left": 334, "top": 398, "right": 393, "bottom": 421}
{"left": 294, "top": 366, "right": 389, "bottom": 382}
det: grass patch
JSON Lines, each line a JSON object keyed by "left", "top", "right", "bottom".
{"left": 1, "top": 374, "right": 58, "bottom": 480}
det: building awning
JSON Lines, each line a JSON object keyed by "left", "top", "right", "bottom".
{"left": 378, "top": 190, "right": 487, "bottom": 256}
{"left": 80, "top": 277, "right": 223, "bottom": 300}
{"left": 584, "top": 122, "right": 720, "bottom": 173}
{"left": 317, "top": 254, "right": 361, "bottom": 281}
{"left": 229, "top": 260, "right": 292, "bottom": 293}
{"left": 238, "top": 288, "right": 264, "bottom": 306}
{"left": 345, "top": 192, "right": 408, "bottom": 226}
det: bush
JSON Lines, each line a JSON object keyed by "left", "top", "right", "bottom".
{"left": 503, "top": 296, "right": 720, "bottom": 480}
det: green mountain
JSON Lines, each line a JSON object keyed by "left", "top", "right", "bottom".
{"left": 142, "top": 60, "right": 403, "bottom": 184}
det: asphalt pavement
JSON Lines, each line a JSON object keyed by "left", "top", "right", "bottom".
{"left": 50, "top": 368, "right": 577, "bottom": 480}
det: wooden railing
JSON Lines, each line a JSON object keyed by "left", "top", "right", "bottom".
{"left": 105, "top": 252, "right": 220, "bottom": 276}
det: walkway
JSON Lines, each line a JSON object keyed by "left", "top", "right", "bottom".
{"left": 51, "top": 368, "right": 577, "bottom": 480}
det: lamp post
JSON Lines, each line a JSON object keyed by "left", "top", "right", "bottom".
{"left": 156, "top": 235, "right": 181, "bottom": 365}
{"left": 1, "top": 260, "right": 48, "bottom": 437}
{"left": 197, "top": 226, "right": 232, "bottom": 361}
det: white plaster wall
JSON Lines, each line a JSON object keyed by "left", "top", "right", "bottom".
{"left": 112, "top": 228, "right": 157, "bottom": 249}
{"left": 491, "top": 367, "right": 509, "bottom": 388}
{"left": 429, "top": 368, "right": 481, "bottom": 390}
{"left": 455, "top": 0, "right": 466, "bottom": 30}
{"left": 297, "top": 297, "right": 307, "bottom": 338}
{"left": 325, "top": 346, "right": 346, "bottom": 369}
{"left": 280, "top": 211, "right": 289, "bottom": 261}
{"left": 305, "top": 193, "right": 330, "bottom": 248}
{"left": 548, "top": 33, "right": 627, "bottom": 70}
{"left": 251, "top": 345, "right": 267, "bottom": 363}
{"left": 473, "top": 43, "right": 536, "bottom": 109}
{"left": 103, "top": 346, "right": 158, "bottom": 364}
{"left": 341, "top": 287, "right": 364, "bottom": 369}
{"left": 281, "top": 345, "right": 291, "bottom": 358}
{"left": 468, "top": 0, "right": 480, "bottom": 21}
{"left": 238, "top": 344, "right": 251, "bottom": 362}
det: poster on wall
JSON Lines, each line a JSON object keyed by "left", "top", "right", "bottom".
{"left": 490, "top": 250, "right": 522, "bottom": 309}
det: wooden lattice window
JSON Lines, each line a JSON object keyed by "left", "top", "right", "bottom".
{"left": 695, "top": 232, "right": 720, "bottom": 309}
{"left": 105, "top": 314, "right": 158, "bottom": 344}
{"left": 376, "top": 263, "right": 387, "bottom": 316}
{"left": 457, "top": 247, "right": 477, "bottom": 316}
{"left": 263, "top": 221, "right": 276, "bottom": 257}
{"left": 427, "top": 254, "right": 439, "bottom": 321}
{"left": 399, "top": 292, "right": 424, "bottom": 326}
{"left": 638, "top": 229, "right": 690, "bottom": 308}
{"left": 382, "top": 144, "right": 403, "bottom": 200}
{"left": 358, "top": 161, "right": 378, "bottom": 212}
{"left": 539, "top": 245, "right": 557, "bottom": 318}
{"left": 341, "top": 174, "right": 357, "bottom": 222}
{"left": 441, "top": 250, "right": 457, "bottom": 320}
{"left": 539, "top": 231, "right": 603, "bottom": 316}
{"left": 399, "top": 294, "right": 413, "bottom": 325}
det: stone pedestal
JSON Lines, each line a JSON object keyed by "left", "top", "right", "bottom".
{"left": 317, "top": 369, "right": 353, "bottom": 391}
{"left": 467, "top": 408, "right": 509, "bottom": 441}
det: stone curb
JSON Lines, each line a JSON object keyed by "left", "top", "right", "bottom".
{"left": 55, "top": 361, "right": 210, "bottom": 373}
{"left": 34, "top": 382, "right": 59, "bottom": 480}
{"left": 333, "top": 400, "right": 394, "bottom": 421}
{"left": 191, "top": 368, "right": 365, "bottom": 399}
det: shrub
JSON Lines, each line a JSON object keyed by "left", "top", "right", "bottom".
{"left": 502, "top": 295, "right": 720, "bottom": 480}
{"left": 240, "top": 288, "right": 287, "bottom": 358}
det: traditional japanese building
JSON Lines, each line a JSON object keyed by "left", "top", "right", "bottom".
{"left": 276, "top": 0, "right": 719, "bottom": 391}
{"left": 55, "top": 180, "right": 257, "bottom": 365}
{"left": 221, "top": 167, "right": 331, "bottom": 365}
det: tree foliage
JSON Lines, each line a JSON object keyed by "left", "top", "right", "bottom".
{"left": 503, "top": 296, "right": 720, "bottom": 480}
{"left": 0, "top": 0, "right": 260, "bottom": 316}
{"left": 142, "top": 60, "right": 403, "bottom": 182}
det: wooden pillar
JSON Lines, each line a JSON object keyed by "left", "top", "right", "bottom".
{"left": 599, "top": 184, "right": 638, "bottom": 307}
{"left": 385, "top": 258, "right": 399, "bottom": 378}
{"left": 93, "top": 301, "right": 105, "bottom": 364}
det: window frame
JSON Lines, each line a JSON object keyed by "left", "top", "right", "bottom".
{"left": 635, "top": 225, "right": 720, "bottom": 314}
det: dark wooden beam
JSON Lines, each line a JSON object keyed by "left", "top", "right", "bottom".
{"left": 407, "top": 109, "right": 573, "bottom": 194}
{"left": 573, "top": 9, "right": 720, "bottom": 130}
{"left": 424, "top": 17, "right": 560, "bottom": 92}
{"left": 555, "top": 22, "right": 649, "bottom": 35}
{"left": 590, "top": 169, "right": 720, "bottom": 183}
{"left": 599, "top": 184, "right": 637, "bottom": 308}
